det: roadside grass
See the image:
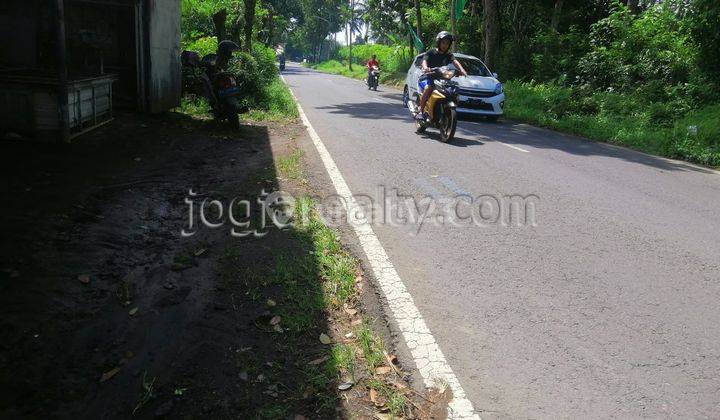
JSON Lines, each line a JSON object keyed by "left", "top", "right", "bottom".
{"left": 175, "top": 77, "right": 298, "bottom": 122}
{"left": 246, "top": 77, "right": 300, "bottom": 122}
{"left": 213, "top": 147, "right": 423, "bottom": 416}
{"left": 176, "top": 94, "right": 212, "bottom": 119}
{"left": 307, "top": 60, "right": 407, "bottom": 88}
{"left": 504, "top": 81, "right": 720, "bottom": 167}
{"left": 357, "top": 321, "right": 386, "bottom": 369}
{"left": 276, "top": 148, "right": 303, "bottom": 180}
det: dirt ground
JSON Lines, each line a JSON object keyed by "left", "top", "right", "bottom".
{"left": 0, "top": 112, "right": 343, "bottom": 419}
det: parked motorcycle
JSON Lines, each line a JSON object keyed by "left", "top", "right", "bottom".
{"left": 367, "top": 66, "right": 380, "bottom": 90}
{"left": 210, "top": 71, "right": 244, "bottom": 129}
{"left": 179, "top": 50, "right": 246, "bottom": 129}
{"left": 407, "top": 67, "right": 459, "bottom": 142}
{"left": 279, "top": 54, "right": 286, "bottom": 71}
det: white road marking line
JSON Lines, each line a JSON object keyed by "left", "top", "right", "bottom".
{"left": 281, "top": 75, "right": 480, "bottom": 419}
{"left": 498, "top": 142, "right": 530, "bottom": 153}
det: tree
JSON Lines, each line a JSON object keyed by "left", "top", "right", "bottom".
{"left": 243, "top": 0, "right": 257, "bottom": 50}
{"left": 483, "top": 0, "right": 499, "bottom": 70}
{"left": 212, "top": 8, "right": 228, "bottom": 41}
{"left": 414, "top": 0, "right": 422, "bottom": 40}
{"left": 626, "top": 0, "right": 640, "bottom": 14}
{"left": 550, "top": 0, "right": 563, "bottom": 32}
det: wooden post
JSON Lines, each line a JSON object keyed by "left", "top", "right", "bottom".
{"left": 56, "top": 0, "right": 70, "bottom": 142}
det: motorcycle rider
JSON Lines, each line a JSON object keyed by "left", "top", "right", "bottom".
{"left": 366, "top": 54, "right": 380, "bottom": 85}
{"left": 415, "top": 31, "right": 468, "bottom": 121}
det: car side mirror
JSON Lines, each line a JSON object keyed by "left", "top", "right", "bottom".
{"left": 492, "top": 72, "right": 499, "bottom": 79}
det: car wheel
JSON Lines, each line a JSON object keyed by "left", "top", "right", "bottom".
{"left": 486, "top": 115, "right": 500, "bottom": 122}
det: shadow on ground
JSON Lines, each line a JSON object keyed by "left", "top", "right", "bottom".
{"left": 460, "top": 116, "right": 716, "bottom": 173}
{"left": 0, "top": 113, "right": 338, "bottom": 418}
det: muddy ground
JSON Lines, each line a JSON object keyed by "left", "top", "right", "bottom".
{"left": 0, "top": 113, "right": 348, "bottom": 419}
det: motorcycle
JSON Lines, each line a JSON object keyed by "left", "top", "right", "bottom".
{"left": 184, "top": 53, "right": 245, "bottom": 129}
{"left": 211, "top": 71, "right": 244, "bottom": 129}
{"left": 367, "top": 66, "right": 380, "bottom": 91}
{"left": 407, "top": 66, "right": 459, "bottom": 143}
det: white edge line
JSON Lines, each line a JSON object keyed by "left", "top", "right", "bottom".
{"left": 498, "top": 142, "right": 530, "bottom": 153}
{"left": 281, "top": 75, "right": 480, "bottom": 419}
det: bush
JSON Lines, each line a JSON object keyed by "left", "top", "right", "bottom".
{"left": 183, "top": 36, "right": 218, "bottom": 57}
{"left": 225, "top": 43, "right": 279, "bottom": 110}
{"left": 504, "top": 81, "right": 720, "bottom": 167}
{"left": 335, "top": 44, "right": 413, "bottom": 74}
{"left": 577, "top": 3, "right": 700, "bottom": 104}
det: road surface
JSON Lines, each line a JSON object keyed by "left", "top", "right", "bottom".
{"left": 282, "top": 63, "right": 720, "bottom": 419}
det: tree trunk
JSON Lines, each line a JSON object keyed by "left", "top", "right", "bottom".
{"left": 450, "top": 0, "right": 456, "bottom": 51}
{"left": 483, "top": 0, "right": 499, "bottom": 70}
{"left": 550, "top": 0, "right": 563, "bottom": 33}
{"left": 243, "top": 0, "right": 257, "bottom": 51}
{"left": 348, "top": 0, "right": 354, "bottom": 71}
{"left": 626, "top": 0, "right": 640, "bottom": 14}
{"left": 414, "top": 0, "right": 423, "bottom": 42}
{"left": 212, "top": 9, "right": 228, "bottom": 42}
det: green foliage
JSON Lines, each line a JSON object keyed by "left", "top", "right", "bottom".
{"left": 309, "top": 60, "right": 406, "bottom": 87}
{"left": 225, "top": 43, "right": 280, "bottom": 110}
{"left": 578, "top": 4, "right": 696, "bottom": 93}
{"left": 177, "top": 94, "right": 212, "bottom": 118}
{"left": 181, "top": 0, "right": 236, "bottom": 44}
{"left": 687, "top": 0, "right": 720, "bottom": 81}
{"left": 183, "top": 36, "right": 218, "bottom": 56}
{"left": 505, "top": 81, "right": 720, "bottom": 167}
{"left": 336, "top": 44, "right": 413, "bottom": 74}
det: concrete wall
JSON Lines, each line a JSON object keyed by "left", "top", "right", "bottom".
{"left": 146, "top": 0, "right": 181, "bottom": 113}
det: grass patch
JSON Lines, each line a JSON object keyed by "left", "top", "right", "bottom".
{"left": 504, "top": 81, "right": 720, "bottom": 167}
{"left": 175, "top": 77, "right": 298, "bottom": 123}
{"left": 356, "top": 320, "right": 386, "bottom": 369}
{"left": 331, "top": 344, "right": 357, "bottom": 379}
{"left": 277, "top": 149, "right": 303, "bottom": 180}
{"left": 308, "top": 60, "right": 407, "bottom": 88}
{"left": 247, "top": 77, "right": 300, "bottom": 122}
{"left": 176, "top": 94, "right": 212, "bottom": 119}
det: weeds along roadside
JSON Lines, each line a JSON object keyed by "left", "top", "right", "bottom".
{"left": 269, "top": 142, "right": 443, "bottom": 418}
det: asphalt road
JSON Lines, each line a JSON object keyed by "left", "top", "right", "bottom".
{"left": 282, "top": 63, "right": 720, "bottom": 419}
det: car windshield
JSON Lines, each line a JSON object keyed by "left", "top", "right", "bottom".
{"left": 451, "top": 58, "right": 491, "bottom": 77}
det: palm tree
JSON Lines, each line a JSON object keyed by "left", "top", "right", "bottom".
{"left": 345, "top": 0, "right": 367, "bottom": 70}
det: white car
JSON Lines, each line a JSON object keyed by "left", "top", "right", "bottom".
{"left": 403, "top": 52, "right": 505, "bottom": 120}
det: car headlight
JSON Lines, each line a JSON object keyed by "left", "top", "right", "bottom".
{"left": 494, "top": 82, "right": 503, "bottom": 95}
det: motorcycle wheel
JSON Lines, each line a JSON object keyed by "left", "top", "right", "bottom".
{"left": 439, "top": 106, "right": 457, "bottom": 143}
{"left": 415, "top": 114, "right": 427, "bottom": 133}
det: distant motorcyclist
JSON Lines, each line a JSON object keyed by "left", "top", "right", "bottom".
{"left": 367, "top": 54, "right": 380, "bottom": 84}
{"left": 416, "top": 32, "right": 468, "bottom": 120}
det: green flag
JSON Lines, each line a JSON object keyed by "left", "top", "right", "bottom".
{"left": 408, "top": 23, "right": 425, "bottom": 52}
{"left": 455, "top": 0, "right": 467, "bottom": 18}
